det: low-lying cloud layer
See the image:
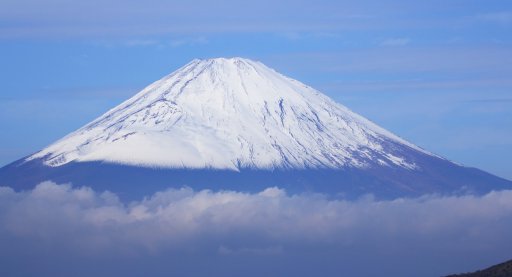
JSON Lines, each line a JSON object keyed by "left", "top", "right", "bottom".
{"left": 1, "top": 182, "right": 511, "bottom": 277}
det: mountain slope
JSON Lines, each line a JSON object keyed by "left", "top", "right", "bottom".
{"left": 1, "top": 57, "right": 511, "bottom": 199}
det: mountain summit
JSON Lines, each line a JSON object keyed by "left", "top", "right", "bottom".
{"left": 1, "top": 57, "right": 511, "bottom": 199}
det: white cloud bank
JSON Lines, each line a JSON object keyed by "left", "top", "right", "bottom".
{"left": 1, "top": 182, "right": 512, "bottom": 277}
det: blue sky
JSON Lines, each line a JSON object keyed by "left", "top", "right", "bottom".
{"left": 0, "top": 0, "right": 511, "bottom": 179}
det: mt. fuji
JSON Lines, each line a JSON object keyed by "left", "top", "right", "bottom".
{"left": 1, "top": 58, "right": 510, "bottom": 199}
{"left": 30, "top": 57, "right": 426, "bottom": 170}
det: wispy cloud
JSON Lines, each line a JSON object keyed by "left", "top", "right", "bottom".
{"left": 124, "top": 39, "right": 161, "bottom": 47}
{"left": 1, "top": 182, "right": 511, "bottom": 276}
{"left": 268, "top": 46, "right": 512, "bottom": 75}
{"left": 90, "top": 37, "right": 209, "bottom": 48}
{"left": 463, "top": 98, "right": 512, "bottom": 104}
{"left": 169, "top": 36, "right": 208, "bottom": 47}
{"left": 380, "top": 37, "right": 411, "bottom": 46}
{"left": 477, "top": 11, "right": 512, "bottom": 24}
{"left": 279, "top": 32, "right": 342, "bottom": 41}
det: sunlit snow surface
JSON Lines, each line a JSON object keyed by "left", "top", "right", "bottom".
{"left": 28, "top": 58, "right": 431, "bottom": 170}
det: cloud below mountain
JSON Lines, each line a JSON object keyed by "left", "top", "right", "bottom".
{"left": 0, "top": 181, "right": 511, "bottom": 276}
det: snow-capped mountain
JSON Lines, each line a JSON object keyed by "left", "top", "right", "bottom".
{"left": 28, "top": 58, "right": 427, "bottom": 170}
{"left": 1, "top": 58, "right": 511, "bottom": 199}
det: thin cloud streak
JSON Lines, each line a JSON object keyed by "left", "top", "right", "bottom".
{"left": 476, "top": 11, "right": 512, "bottom": 24}
{"left": 464, "top": 98, "right": 512, "bottom": 103}
{"left": 380, "top": 37, "right": 411, "bottom": 46}
{"left": 270, "top": 46, "right": 512, "bottom": 74}
{"left": 318, "top": 78, "right": 512, "bottom": 93}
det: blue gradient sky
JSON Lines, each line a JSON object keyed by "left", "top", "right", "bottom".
{"left": 0, "top": 0, "right": 511, "bottom": 179}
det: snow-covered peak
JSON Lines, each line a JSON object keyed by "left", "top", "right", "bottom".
{"left": 29, "top": 57, "right": 433, "bottom": 170}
